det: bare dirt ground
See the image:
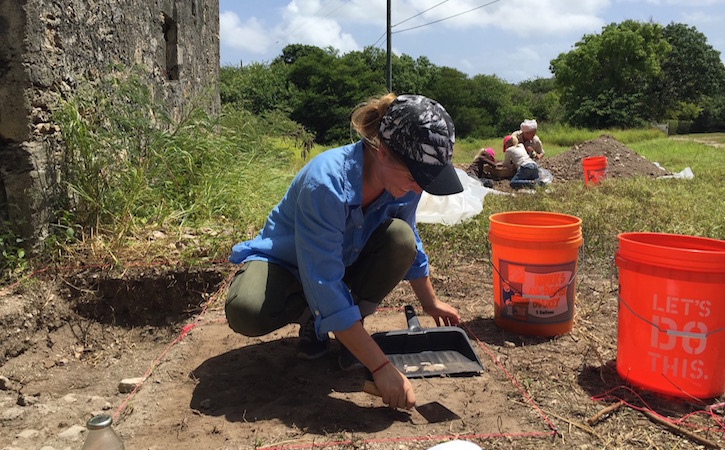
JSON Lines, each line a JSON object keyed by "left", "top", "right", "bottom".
{"left": 2, "top": 136, "right": 724, "bottom": 450}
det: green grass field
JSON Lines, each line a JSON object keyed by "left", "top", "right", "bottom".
{"left": 428, "top": 131, "right": 724, "bottom": 274}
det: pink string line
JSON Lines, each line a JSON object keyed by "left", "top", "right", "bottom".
{"left": 373, "top": 305, "right": 559, "bottom": 436}
{"left": 0, "top": 258, "right": 230, "bottom": 296}
{"left": 0, "top": 266, "right": 52, "bottom": 296}
{"left": 111, "top": 269, "right": 235, "bottom": 421}
{"left": 460, "top": 321, "right": 560, "bottom": 436}
{"left": 4, "top": 264, "right": 575, "bottom": 446}
{"left": 259, "top": 431, "right": 556, "bottom": 450}
{"left": 591, "top": 385, "right": 725, "bottom": 438}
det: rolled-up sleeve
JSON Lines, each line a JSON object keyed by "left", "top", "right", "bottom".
{"left": 295, "top": 184, "right": 361, "bottom": 338}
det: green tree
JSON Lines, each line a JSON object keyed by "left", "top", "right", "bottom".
{"left": 423, "top": 69, "right": 519, "bottom": 138}
{"left": 392, "top": 54, "right": 440, "bottom": 95}
{"left": 649, "top": 23, "right": 725, "bottom": 123}
{"left": 517, "top": 77, "right": 563, "bottom": 123}
{"left": 550, "top": 20, "right": 670, "bottom": 128}
{"left": 219, "top": 62, "right": 292, "bottom": 114}
{"left": 280, "top": 44, "right": 386, "bottom": 144}
{"left": 423, "top": 67, "right": 479, "bottom": 136}
{"left": 470, "top": 74, "right": 520, "bottom": 136}
{"left": 693, "top": 93, "right": 725, "bottom": 132}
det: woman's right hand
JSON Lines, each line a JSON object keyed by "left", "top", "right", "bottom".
{"left": 372, "top": 362, "right": 416, "bottom": 409}
{"left": 333, "top": 321, "right": 415, "bottom": 409}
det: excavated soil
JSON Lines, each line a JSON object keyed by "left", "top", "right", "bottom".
{"left": 1, "top": 136, "right": 723, "bottom": 450}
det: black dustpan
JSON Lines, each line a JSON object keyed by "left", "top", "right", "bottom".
{"left": 371, "top": 305, "right": 484, "bottom": 378}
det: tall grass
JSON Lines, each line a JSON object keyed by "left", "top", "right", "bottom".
{"left": 54, "top": 69, "right": 307, "bottom": 260}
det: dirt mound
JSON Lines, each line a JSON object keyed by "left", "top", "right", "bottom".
{"left": 540, "top": 134, "right": 668, "bottom": 182}
{"left": 458, "top": 135, "right": 667, "bottom": 192}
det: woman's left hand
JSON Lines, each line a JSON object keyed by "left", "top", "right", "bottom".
{"left": 409, "top": 277, "right": 461, "bottom": 326}
{"left": 422, "top": 299, "right": 460, "bottom": 326}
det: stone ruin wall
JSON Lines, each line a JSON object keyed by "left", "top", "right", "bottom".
{"left": 0, "top": 0, "right": 220, "bottom": 246}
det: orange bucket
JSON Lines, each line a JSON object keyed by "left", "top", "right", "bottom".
{"left": 615, "top": 232, "right": 725, "bottom": 398}
{"left": 582, "top": 156, "right": 607, "bottom": 186}
{"left": 488, "top": 212, "right": 582, "bottom": 336}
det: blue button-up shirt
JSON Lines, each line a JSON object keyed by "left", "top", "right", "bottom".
{"left": 229, "top": 141, "right": 429, "bottom": 338}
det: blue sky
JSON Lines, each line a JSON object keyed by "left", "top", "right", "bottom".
{"left": 219, "top": 0, "right": 725, "bottom": 84}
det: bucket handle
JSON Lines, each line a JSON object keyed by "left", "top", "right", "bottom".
{"left": 617, "top": 294, "right": 725, "bottom": 339}
{"left": 609, "top": 256, "right": 617, "bottom": 292}
{"left": 486, "top": 242, "right": 583, "bottom": 300}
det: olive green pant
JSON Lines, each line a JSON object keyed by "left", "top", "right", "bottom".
{"left": 225, "top": 218, "right": 417, "bottom": 337}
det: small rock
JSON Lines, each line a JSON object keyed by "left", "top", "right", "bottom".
{"left": 0, "top": 375, "right": 18, "bottom": 391}
{"left": 58, "top": 424, "right": 86, "bottom": 440}
{"left": 17, "top": 393, "right": 39, "bottom": 406}
{"left": 17, "top": 428, "right": 40, "bottom": 439}
{"left": 62, "top": 393, "right": 77, "bottom": 403}
{"left": 2, "top": 406, "right": 25, "bottom": 420}
{"left": 503, "top": 341, "right": 516, "bottom": 348}
{"left": 200, "top": 398, "right": 212, "bottom": 409}
{"left": 151, "top": 230, "right": 166, "bottom": 240}
{"left": 21, "top": 387, "right": 42, "bottom": 397}
{"left": 118, "top": 377, "right": 144, "bottom": 393}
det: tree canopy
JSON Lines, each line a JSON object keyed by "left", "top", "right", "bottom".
{"left": 550, "top": 20, "right": 725, "bottom": 129}
{"left": 219, "top": 20, "right": 725, "bottom": 144}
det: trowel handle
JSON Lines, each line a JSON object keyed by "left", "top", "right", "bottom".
{"left": 404, "top": 305, "right": 422, "bottom": 332}
{"left": 363, "top": 380, "right": 382, "bottom": 397}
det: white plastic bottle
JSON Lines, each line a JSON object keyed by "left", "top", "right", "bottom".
{"left": 81, "top": 414, "right": 124, "bottom": 450}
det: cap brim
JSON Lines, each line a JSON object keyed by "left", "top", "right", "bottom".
{"left": 418, "top": 162, "right": 463, "bottom": 196}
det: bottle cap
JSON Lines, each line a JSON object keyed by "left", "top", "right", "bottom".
{"left": 86, "top": 414, "right": 113, "bottom": 430}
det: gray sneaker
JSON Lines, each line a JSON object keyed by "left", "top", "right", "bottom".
{"left": 296, "top": 317, "right": 329, "bottom": 360}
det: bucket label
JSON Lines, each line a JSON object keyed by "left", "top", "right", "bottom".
{"left": 645, "top": 294, "right": 713, "bottom": 382}
{"left": 586, "top": 168, "right": 606, "bottom": 184}
{"left": 498, "top": 259, "right": 576, "bottom": 324}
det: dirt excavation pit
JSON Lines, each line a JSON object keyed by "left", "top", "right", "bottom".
{"left": 2, "top": 137, "right": 723, "bottom": 449}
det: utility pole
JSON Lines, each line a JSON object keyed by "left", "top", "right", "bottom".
{"left": 386, "top": 0, "right": 392, "bottom": 92}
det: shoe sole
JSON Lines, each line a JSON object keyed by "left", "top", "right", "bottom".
{"left": 295, "top": 347, "right": 330, "bottom": 360}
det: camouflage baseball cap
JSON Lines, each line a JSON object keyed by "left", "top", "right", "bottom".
{"left": 379, "top": 95, "right": 463, "bottom": 196}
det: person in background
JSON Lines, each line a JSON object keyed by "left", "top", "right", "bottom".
{"left": 511, "top": 119, "right": 544, "bottom": 160}
{"left": 465, "top": 146, "right": 516, "bottom": 186}
{"left": 224, "top": 93, "right": 463, "bottom": 411}
{"left": 502, "top": 135, "right": 539, "bottom": 189}
{"left": 465, "top": 147, "right": 497, "bottom": 187}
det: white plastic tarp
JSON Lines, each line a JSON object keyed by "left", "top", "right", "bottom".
{"left": 416, "top": 168, "right": 506, "bottom": 226}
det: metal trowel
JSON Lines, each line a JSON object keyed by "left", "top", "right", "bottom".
{"left": 362, "top": 380, "right": 460, "bottom": 423}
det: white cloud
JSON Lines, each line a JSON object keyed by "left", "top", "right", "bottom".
{"left": 281, "top": 8, "right": 360, "bottom": 53}
{"left": 617, "top": 0, "right": 718, "bottom": 5}
{"left": 683, "top": 10, "right": 723, "bottom": 24}
{"left": 380, "top": 0, "right": 610, "bottom": 37}
{"left": 219, "top": 12, "right": 275, "bottom": 54}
